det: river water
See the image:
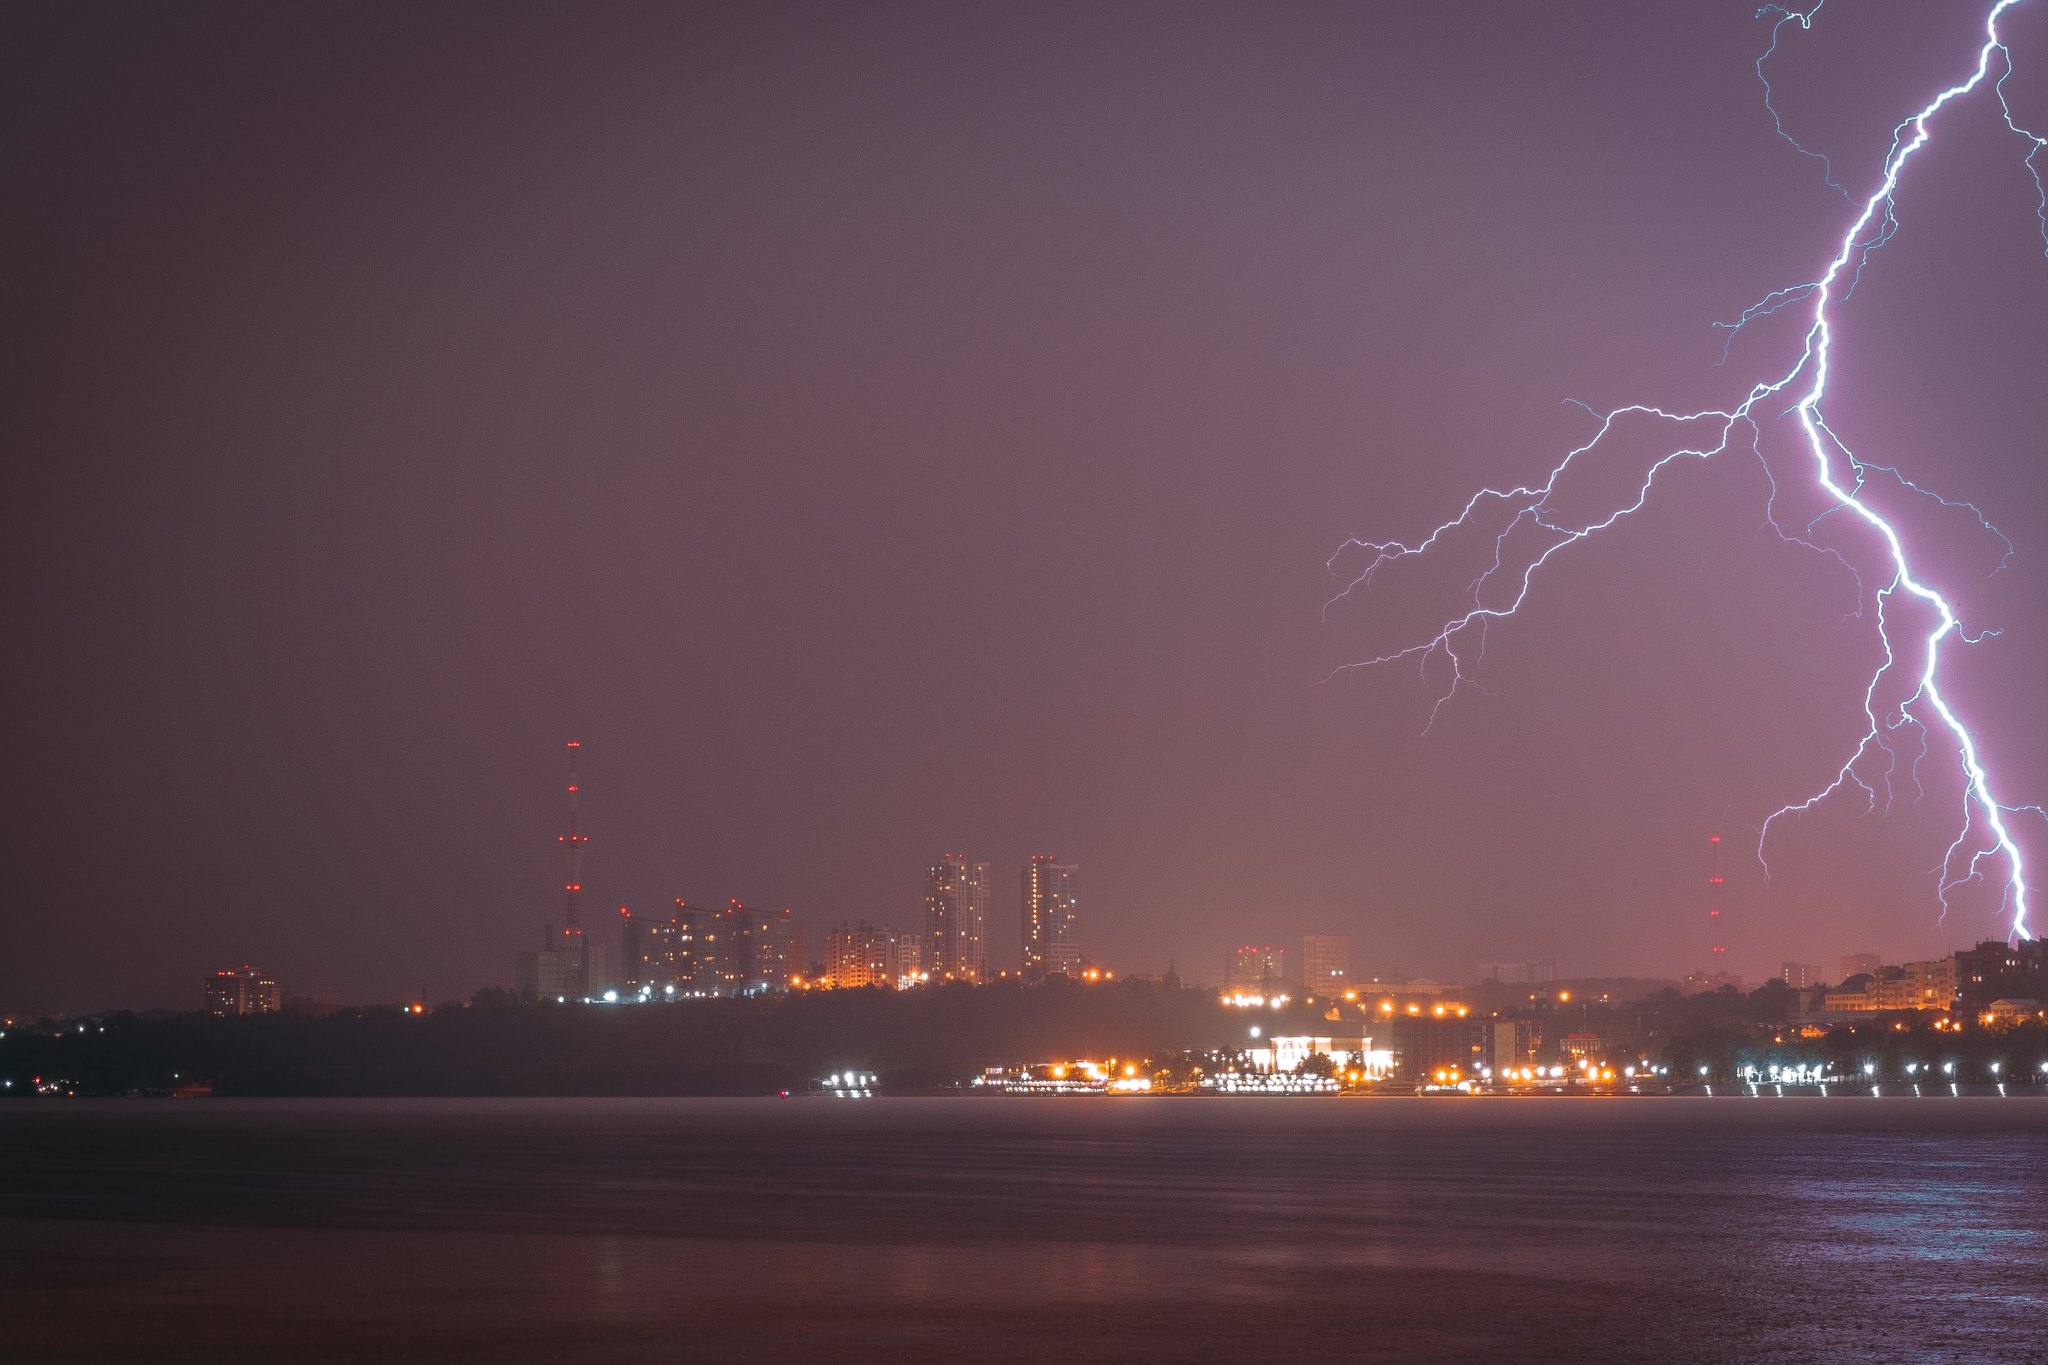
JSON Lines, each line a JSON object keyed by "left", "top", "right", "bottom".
{"left": 4, "top": 1097, "right": 2046, "bottom": 1362}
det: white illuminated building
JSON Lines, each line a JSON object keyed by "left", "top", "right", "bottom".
{"left": 1252, "top": 1035, "right": 1393, "bottom": 1078}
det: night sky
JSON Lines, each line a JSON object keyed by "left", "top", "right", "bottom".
{"left": 7, "top": 1, "right": 2047, "bottom": 1013}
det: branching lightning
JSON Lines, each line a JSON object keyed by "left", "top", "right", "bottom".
{"left": 1329, "top": 0, "right": 2048, "bottom": 939}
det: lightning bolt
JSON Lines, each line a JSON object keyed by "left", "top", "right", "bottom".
{"left": 1329, "top": 0, "right": 2048, "bottom": 941}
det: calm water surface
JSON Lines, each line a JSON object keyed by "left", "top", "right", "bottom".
{"left": 4, "top": 1097, "right": 2046, "bottom": 1363}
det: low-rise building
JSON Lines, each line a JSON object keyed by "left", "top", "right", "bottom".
{"left": 1252, "top": 1034, "right": 1392, "bottom": 1077}
{"left": 1823, "top": 973, "right": 1876, "bottom": 1013}
{"left": 1388, "top": 1010, "right": 1487, "bottom": 1081}
{"left": 1983, "top": 998, "right": 2044, "bottom": 1026}
{"left": 1559, "top": 1032, "right": 1606, "bottom": 1065}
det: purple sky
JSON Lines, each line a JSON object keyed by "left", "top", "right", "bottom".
{"left": 7, "top": 1, "right": 2048, "bottom": 1012}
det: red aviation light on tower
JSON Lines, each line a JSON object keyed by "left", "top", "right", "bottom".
{"left": 1705, "top": 833, "right": 1728, "bottom": 972}
{"left": 560, "top": 743, "right": 588, "bottom": 936}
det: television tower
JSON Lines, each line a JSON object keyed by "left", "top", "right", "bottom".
{"left": 1706, "top": 833, "right": 1726, "bottom": 973}
{"left": 558, "top": 741, "right": 590, "bottom": 995}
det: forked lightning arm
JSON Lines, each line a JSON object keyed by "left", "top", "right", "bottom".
{"left": 1329, "top": 0, "right": 2048, "bottom": 939}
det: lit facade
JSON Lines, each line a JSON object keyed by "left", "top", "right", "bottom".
{"left": 1021, "top": 855, "right": 1080, "bottom": 979}
{"left": 716, "top": 900, "right": 802, "bottom": 993}
{"left": 1253, "top": 1034, "right": 1390, "bottom": 1076}
{"left": 1886, "top": 958, "right": 1957, "bottom": 1010}
{"left": 1984, "top": 998, "right": 2044, "bottom": 1025}
{"left": 1821, "top": 958, "right": 1958, "bottom": 1013}
{"left": 1301, "top": 935, "right": 1350, "bottom": 999}
{"left": 823, "top": 922, "right": 923, "bottom": 989}
{"left": 1780, "top": 961, "right": 1825, "bottom": 990}
{"left": 925, "top": 854, "right": 989, "bottom": 982}
{"left": 1957, "top": 939, "right": 2048, "bottom": 1011}
{"left": 204, "top": 966, "right": 281, "bottom": 1016}
{"left": 1559, "top": 1032, "right": 1605, "bottom": 1064}
{"left": 620, "top": 902, "right": 721, "bottom": 994}
{"left": 1490, "top": 1018, "right": 1541, "bottom": 1074}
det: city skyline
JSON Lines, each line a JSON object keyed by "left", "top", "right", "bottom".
{"left": 10, "top": 5, "right": 2048, "bottom": 1361}
{"left": 9, "top": 2, "right": 2047, "bottom": 1015}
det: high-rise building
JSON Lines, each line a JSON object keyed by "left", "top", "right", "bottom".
{"left": 620, "top": 902, "right": 719, "bottom": 995}
{"left": 1022, "top": 855, "right": 1081, "bottom": 979}
{"left": 1780, "top": 961, "right": 1826, "bottom": 990}
{"left": 204, "top": 966, "right": 281, "bottom": 1016}
{"left": 1302, "top": 935, "right": 1351, "bottom": 999}
{"left": 823, "top": 922, "right": 924, "bottom": 989}
{"left": 771, "top": 911, "right": 803, "bottom": 991}
{"left": 926, "top": 854, "right": 989, "bottom": 982}
{"left": 1226, "top": 945, "right": 1286, "bottom": 995}
{"left": 1839, "top": 952, "right": 1883, "bottom": 982}
{"left": 715, "top": 900, "right": 802, "bottom": 994}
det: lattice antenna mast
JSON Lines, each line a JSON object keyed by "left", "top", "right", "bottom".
{"left": 1707, "top": 834, "right": 1726, "bottom": 971}
{"left": 560, "top": 741, "right": 588, "bottom": 934}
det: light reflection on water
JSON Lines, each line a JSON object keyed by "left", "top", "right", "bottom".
{"left": 4, "top": 1097, "right": 2046, "bottom": 1362}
